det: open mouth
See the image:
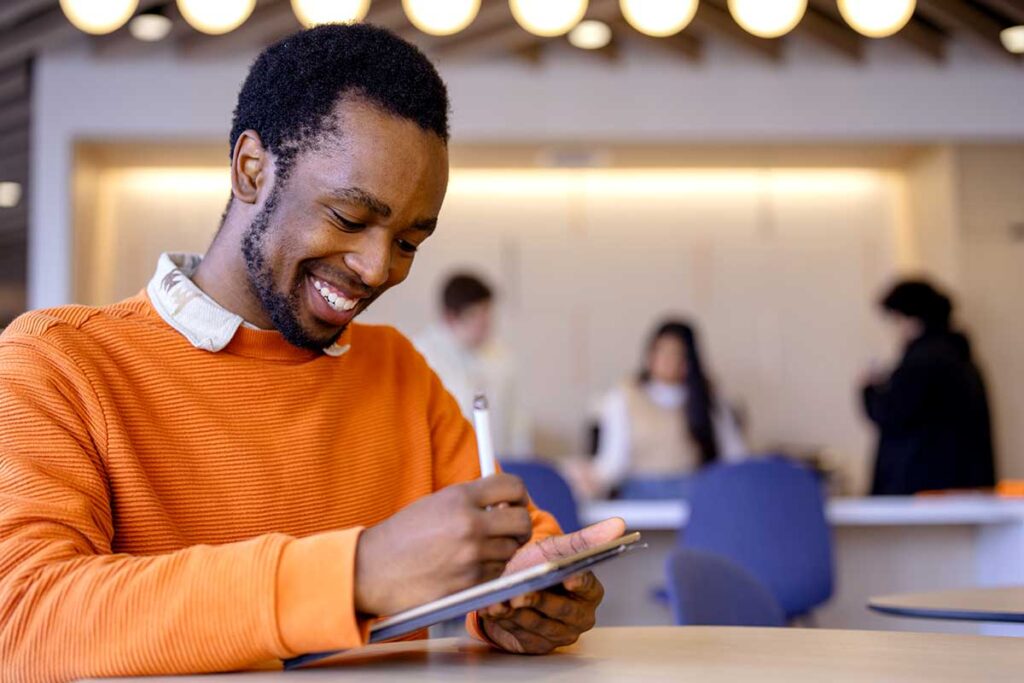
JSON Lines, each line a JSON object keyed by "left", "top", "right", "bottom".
{"left": 312, "top": 276, "right": 359, "bottom": 312}
{"left": 304, "top": 272, "right": 367, "bottom": 327}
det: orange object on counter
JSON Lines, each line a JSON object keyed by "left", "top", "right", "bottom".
{"left": 996, "top": 481, "right": 1024, "bottom": 498}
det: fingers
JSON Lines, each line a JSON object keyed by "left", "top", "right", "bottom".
{"left": 478, "top": 560, "right": 509, "bottom": 582}
{"left": 481, "top": 505, "right": 533, "bottom": 544}
{"left": 497, "top": 609, "right": 581, "bottom": 649}
{"left": 562, "top": 571, "right": 605, "bottom": 603}
{"left": 478, "top": 536, "right": 526, "bottom": 562}
{"left": 510, "top": 589, "right": 591, "bottom": 627}
{"left": 531, "top": 517, "right": 627, "bottom": 562}
{"left": 469, "top": 473, "right": 529, "bottom": 509}
{"left": 491, "top": 619, "right": 556, "bottom": 654}
{"left": 482, "top": 577, "right": 600, "bottom": 633}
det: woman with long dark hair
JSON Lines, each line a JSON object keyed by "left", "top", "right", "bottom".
{"left": 590, "top": 319, "right": 748, "bottom": 499}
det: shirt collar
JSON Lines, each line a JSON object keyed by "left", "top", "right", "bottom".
{"left": 146, "top": 252, "right": 351, "bottom": 357}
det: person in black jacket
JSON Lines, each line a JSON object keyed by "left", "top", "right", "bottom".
{"left": 862, "top": 280, "right": 996, "bottom": 495}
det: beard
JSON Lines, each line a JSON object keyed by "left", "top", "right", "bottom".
{"left": 240, "top": 185, "right": 344, "bottom": 351}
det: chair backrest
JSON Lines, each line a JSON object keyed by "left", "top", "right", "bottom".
{"left": 665, "top": 547, "right": 786, "bottom": 627}
{"left": 681, "top": 457, "right": 834, "bottom": 619}
{"left": 500, "top": 460, "right": 581, "bottom": 533}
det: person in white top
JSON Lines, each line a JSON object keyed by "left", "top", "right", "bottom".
{"left": 412, "top": 273, "right": 532, "bottom": 458}
{"left": 586, "top": 319, "right": 747, "bottom": 499}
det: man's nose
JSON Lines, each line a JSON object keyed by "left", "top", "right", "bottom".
{"left": 344, "top": 233, "right": 391, "bottom": 289}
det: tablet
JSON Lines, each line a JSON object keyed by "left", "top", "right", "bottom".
{"left": 285, "top": 531, "right": 644, "bottom": 670}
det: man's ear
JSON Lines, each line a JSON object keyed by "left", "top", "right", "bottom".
{"left": 231, "top": 130, "right": 268, "bottom": 204}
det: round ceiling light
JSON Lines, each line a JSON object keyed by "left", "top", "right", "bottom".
{"left": 59, "top": 0, "right": 138, "bottom": 35}
{"left": 177, "top": 0, "right": 255, "bottom": 35}
{"left": 0, "top": 182, "right": 22, "bottom": 209}
{"left": 619, "top": 0, "right": 698, "bottom": 38}
{"left": 128, "top": 12, "right": 173, "bottom": 41}
{"left": 568, "top": 19, "right": 612, "bottom": 49}
{"left": 509, "top": 0, "right": 588, "bottom": 38}
{"left": 727, "top": 0, "right": 806, "bottom": 39}
{"left": 291, "top": 0, "right": 370, "bottom": 28}
{"left": 403, "top": 0, "right": 481, "bottom": 36}
{"left": 837, "top": 0, "right": 915, "bottom": 38}
{"left": 1000, "top": 25, "right": 1024, "bottom": 54}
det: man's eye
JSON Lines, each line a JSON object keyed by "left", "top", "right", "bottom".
{"left": 397, "top": 239, "right": 419, "bottom": 254}
{"left": 330, "top": 211, "right": 365, "bottom": 231}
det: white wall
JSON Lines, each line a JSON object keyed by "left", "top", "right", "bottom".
{"left": 955, "top": 146, "right": 1024, "bottom": 479}
{"left": 75, "top": 163, "right": 901, "bottom": 492}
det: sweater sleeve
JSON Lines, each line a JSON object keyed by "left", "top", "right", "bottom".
{"left": 862, "top": 357, "right": 933, "bottom": 433}
{"left": 592, "top": 387, "right": 632, "bottom": 493}
{"left": 0, "top": 336, "right": 369, "bottom": 682}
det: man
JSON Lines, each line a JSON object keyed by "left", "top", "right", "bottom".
{"left": 413, "top": 273, "right": 532, "bottom": 458}
{"left": 862, "top": 279, "right": 996, "bottom": 494}
{"left": 0, "top": 25, "right": 622, "bottom": 681}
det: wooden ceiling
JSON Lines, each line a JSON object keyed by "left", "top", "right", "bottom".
{"left": 1, "top": 0, "right": 1023, "bottom": 71}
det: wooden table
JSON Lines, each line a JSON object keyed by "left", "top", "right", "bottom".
{"left": 103, "top": 626, "right": 1024, "bottom": 682}
{"left": 870, "top": 586, "right": 1024, "bottom": 623}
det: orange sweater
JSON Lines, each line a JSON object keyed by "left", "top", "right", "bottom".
{"left": 0, "top": 293, "right": 559, "bottom": 682}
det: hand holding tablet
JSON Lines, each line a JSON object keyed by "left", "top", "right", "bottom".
{"left": 288, "top": 524, "right": 640, "bottom": 669}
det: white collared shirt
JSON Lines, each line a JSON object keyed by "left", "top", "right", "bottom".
{"left": 146, "top": 252, "right": 350, "bottom": 357}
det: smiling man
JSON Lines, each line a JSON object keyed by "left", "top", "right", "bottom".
{"left": 0, "top": 24, "right": 621, "bottom": 682}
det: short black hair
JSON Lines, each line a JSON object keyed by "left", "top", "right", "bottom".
{"left": 442, "top": 273, "right": 493, "bottom": 316}
{"left": 881, "top": 279, "right": 953, "bottom": 331}
{"left": 230, "top": 23, "right": 450, "bottom": 184}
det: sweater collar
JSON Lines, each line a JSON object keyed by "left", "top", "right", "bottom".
{"left": 146, "top": 252, "right": 351, "bottom": 358}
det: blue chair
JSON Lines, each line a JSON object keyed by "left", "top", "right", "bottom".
{"left": 500, "top": 460, "right": 581, "bottom": 533}
{"left": 666, "top": 547, "right": 786, "bottom": 627}
{"left": 680, "top": 458, "right": 834, "bottom": 620}
{"left": 618, "top": 475, "right": 694, "bottom": 500}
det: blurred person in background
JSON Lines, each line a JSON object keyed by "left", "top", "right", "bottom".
{"left": 577, "top": 319, "right": 748, "bottom": 499}
{"left": 413, "top": 272, "right": 532, "bottom": 458}
{"left": 862, "top": 279, "right": 996, "bottom": 495}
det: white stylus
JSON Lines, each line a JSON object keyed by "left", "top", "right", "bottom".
{"left": 473, "top": 393, "right": 497, "bottom": 478}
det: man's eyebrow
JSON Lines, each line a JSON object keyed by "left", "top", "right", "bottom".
{"left": 327, "top": 187, "right": 392, "bottom": 218}
{"left": 411, "top": 218, "right": 437, "bottom": 234}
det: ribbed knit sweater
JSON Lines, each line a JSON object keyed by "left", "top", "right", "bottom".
{"left": 0, "top": 292, "right": 558, "bottom": 682}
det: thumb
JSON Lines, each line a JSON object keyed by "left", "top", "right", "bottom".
{"left": 506, "top": 518, "right": 627, "bottom": 571}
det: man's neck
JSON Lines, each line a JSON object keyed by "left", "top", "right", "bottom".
{"left": 192, "top": 238, "right": 274, "bottom": 330}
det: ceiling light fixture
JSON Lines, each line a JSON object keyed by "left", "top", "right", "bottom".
{"left": 177, "top": 0, "right": 255, "bottom": 35}
{"left": 837, "top": 0, "right": 915, "bottom": 38}
{"left": 1001, "top": 25, "right": 1024, "bottom": 54}
{"left": 619, "top": 0, "right": 698, "bottom": 38}
{"left": 291, "top": 0, "right": 370, "bottom": 28}
{"left": 0, "top": 182, "right": 22, "bottom": 209}
{"left": 727, "top": 0, "right": 806, "bottom": 39}
{"left": 128, "top": 11, "right": 173, "bottom": 41}
{"left": 568, "top": 19, "right": 612, "bottom": 49}
{"left": 403, "top": 0, "right": 480, "bottom": 36}
{"left": 59, "top": 0, "right": 138, "bottom": 35}
{"left": 510, "top": 0, "right": 588, "bottom": 38}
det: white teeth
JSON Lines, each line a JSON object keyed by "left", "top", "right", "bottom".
{"left": 312, "top": 277, "right": 357, "bottom": 313}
